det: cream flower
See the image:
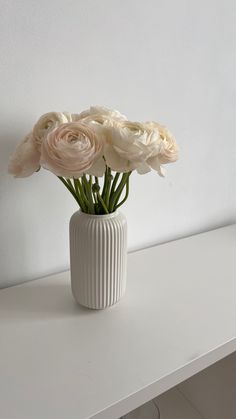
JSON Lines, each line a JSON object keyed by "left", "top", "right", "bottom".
{"left": 8, "top": 133, "right": 41, "bottom": 178}
{"left": 145, "top": 121, "right": 179, "bottom": 164}
{"left": 72, "top": 106, "right": 127, "bottom": 125}
{"left": 33, "top": 112, "right": 72, "bottom": 148}
{"left": 103, "top": 120, "right": 164, "bottom": 175}
{"left": 40, "top": 122, "right": 105, "bottom": 178}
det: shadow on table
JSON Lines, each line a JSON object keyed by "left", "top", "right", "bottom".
{"left": 0, "top": 282, "right": 99, "bottom": 321}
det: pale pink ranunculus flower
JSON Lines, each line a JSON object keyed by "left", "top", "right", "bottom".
{"left": 33, "top": 111, "right": 72, "bottom": 148}
{"left": 103, "top": 120, "right": 165, "bottom": 175}
{"left": 40, "top": 122, "right": 105, "bottom": 178}
{"left": 144, "top": 121, "right": 179, "bottom": 164}
{"left": 72, "top": 106, "right": 127, "bottom": 125}
{"left": 8, "top": 133, "right": 41, "bottom": 178}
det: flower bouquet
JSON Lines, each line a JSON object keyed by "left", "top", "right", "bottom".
{"left": 9, "top": 106, "right": 178, "bottom": 309}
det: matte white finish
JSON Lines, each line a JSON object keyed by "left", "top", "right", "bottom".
{"left": 0, "top": 225, "right": 236, "bottom": 419}
{"left": 1, "top": 0, "right": 236, "bottom": 287}
{"left": 70, "top": 211, "right": 127, "bottom": 309}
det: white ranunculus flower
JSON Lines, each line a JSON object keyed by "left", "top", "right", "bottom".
{"left": 33, "top": 111, "right": 72, "bottom": 148}
{"left": 8, "top": 133, "right": 41, "bottom": 178}
{"left": 103, "top": 120, "right": 164, "bottom": 175}
{"left": 144, "top": 121, "right": 179, "bottom": 164}
{"left": 72, "top": 106, "right": 127, "bottom": 125}
{"left": 40, "top": 122, "right": 105, "bottom": 178}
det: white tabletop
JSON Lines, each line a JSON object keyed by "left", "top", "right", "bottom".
{"left": 0, "top": 225, "right": 236, "bottom": 419}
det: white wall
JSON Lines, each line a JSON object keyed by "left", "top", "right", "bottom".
{"left": 1, "top": 0, "right": 236, "bottom": 287}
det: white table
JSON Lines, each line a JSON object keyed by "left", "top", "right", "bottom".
{"left": 0, "top": 225, "right": 236, "bottom": 419}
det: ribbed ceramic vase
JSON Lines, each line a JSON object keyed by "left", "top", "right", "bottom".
{"left": 70, "top": 210, "right": 127, "bottom": 309}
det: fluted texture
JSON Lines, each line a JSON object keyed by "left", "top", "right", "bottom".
{"left": 70, "top": 211, "right": 127, "bottom": 309}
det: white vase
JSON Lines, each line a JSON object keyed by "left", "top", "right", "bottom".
{"left": 70, "top": 210, "right": 127, "bottom": 309}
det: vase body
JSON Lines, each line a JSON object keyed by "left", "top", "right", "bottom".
{"left": 70, "top": 210, "right": 127, "bottom": 309}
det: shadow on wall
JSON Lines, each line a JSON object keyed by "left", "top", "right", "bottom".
{"left": 0, "top": 120, "right": 51, "bottom": 287}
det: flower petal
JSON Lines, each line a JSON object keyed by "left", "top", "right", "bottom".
{"left": 87, "top": 156, "right": 106, "bottom": 177}
{"left": 147, "top": 155, "right": 165, "bottom": 177}
{"left": 8, "top": 133, "right": 40, "bottom": 178}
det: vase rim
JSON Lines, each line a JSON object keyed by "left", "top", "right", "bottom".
{"left": 77, "top": 210, "right": 120, "bottom": 219}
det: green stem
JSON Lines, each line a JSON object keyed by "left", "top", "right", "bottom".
{"left": 77, "top": 178, "right": 89, "bottom": 207}
{"left": 96, "top": 192, "right": 109, "bottom": 214}
{"left": 59, "top": 171, "right": 131, "bottom": 214}
{"left": 66, "top": 178, "right": 74, "bottom": 190}
{"left": 82, "top": 175, "right": 95, "bottom": 214}
{"left": 73, "top": 178, "right": 79, "bottom": 195}
{"left": 74, "top": 178, "right": 89, "bottom": 212}
{"left": 58, "top": 176, "right": 81, "bottom": 207}
{"left": 92, "top": 190, "right": 98, "bottom": 205}
{"left": 109, "top": 172, "right": 121, "bottom": 211}
{"left": 104, "top": 167, "right": 112, "bottom": 208}
{"left": 101, "top": 166, "right": 109, "bottom": 199}
{"left": 115, "top": 175, "right": 130, "bottom": 210}
{"left": 110, "top": 172, "right": 120, "bottom": 198}
{"left": 109, "top": 172, "right": 131, "bottom": 212}
{"left": 92, "top": 176, "right": 100, "bottom": 214}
